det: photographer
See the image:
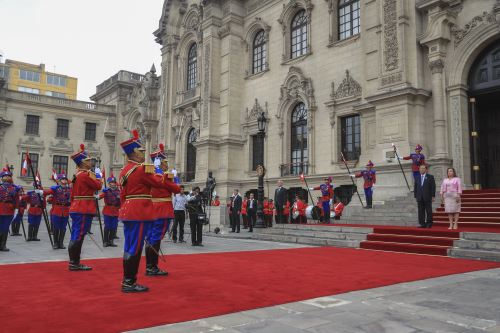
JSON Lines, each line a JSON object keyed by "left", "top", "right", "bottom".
{"left": 172, "top": 185, "right": 187, "bottom": 243}
{"left": 187, "top": 186, "right": 204, "bottom": 246}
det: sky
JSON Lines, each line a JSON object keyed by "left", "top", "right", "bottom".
{"left": 0, "top": 0, "right": 164, "bottom": 101}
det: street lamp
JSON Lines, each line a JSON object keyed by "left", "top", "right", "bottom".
{"left": 255, "top": 112, "right": 267, "bottom": 228}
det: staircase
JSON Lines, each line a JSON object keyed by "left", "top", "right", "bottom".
{"left": 359, "top": 189, "right": 500, "bottom": 257}
{"left": 253, "top": 224, "right": 371, "bottom": 248}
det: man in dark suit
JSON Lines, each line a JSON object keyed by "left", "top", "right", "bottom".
{"left": 246, "top": 193, "right": 256, "bottom": 232}
{"left": 414, "top": 164, "right": 436, "bottom": 228}
{"left": 230, "top": 189, "right": 242, "bottom": 233}
{"left": 274, "top": 180, "right": 288, "bottom": 224}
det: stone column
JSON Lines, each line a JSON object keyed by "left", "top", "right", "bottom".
{"left": 429, "top": 59, "right": 447, "bottom": 158}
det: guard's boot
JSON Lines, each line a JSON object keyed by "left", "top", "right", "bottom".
{"left": 122, "top": 253, "right": 148, "bottom": 292}
{"left": 103, "top": 228, "right": 110, "bottom": 247}
{"left": 108, "top": 230, "right": 117, "bottom": 247}
{"left": 113, "top": 228, "right": 119, "bottom": 239}
{"left": 52, "top": 229, "right": 60, "bottom": 249}
{"left": 27, "top": 225, "right": 33, "bottom": 241}
{"left": 146, "top": 241, "right": 168, "bottom": 277}
{"left": 11, "top": 222, "right": 21, "bottom": 236}
{"left": 0, "top": 233, "right": 9, "bottom": 252}
{"left": 58, "top": 229, "right": 66, "bottom": 249}
{"left": 68, "top": 240, "right": 92, "bottom": 271}
{"left": 367, "top": 197, "right": 373, "bottom": 209}
{"left": 32, "top": 225, "right": 40, "bottom": 241}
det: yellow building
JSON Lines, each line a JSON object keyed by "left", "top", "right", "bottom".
{"left": 0, "top": 59, "right": 77, "bottom": 100}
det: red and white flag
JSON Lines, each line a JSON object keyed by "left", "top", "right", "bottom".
{"left": 300, "top": 174, "right": 305, "bottom": 183}
{"left": 52, "top": 169, "right": 58, "bottom": 181}
{"left": 21, "top": 150, "right": 30, "bottom": 176}
{"left": 35, "top": 170, "right": 41, "bottom": 183}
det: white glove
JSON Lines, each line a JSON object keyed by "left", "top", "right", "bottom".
{"left": 350, "top": 174, "right": 356, "bottom": 178}
{"left": 154, "top": 157, "right": 161, "bottom": 168}
{"left": 309, "top": 187, "right": 314, "bottom": 190}
{"left": 14, "top": 209, "right": 18, "bottom": 216}
{"left": 35, "top": 189, "right": 44, "bottom": 195}
{"left": 397, "top": 157, "right": 403, "bottom": 160}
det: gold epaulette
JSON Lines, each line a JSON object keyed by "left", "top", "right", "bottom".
{"left": 144, "top": 164, "right": 155, "bottom": 174}
{"left": 88, "top": 171, "right": 96, "bottom": 180}
{"left": 165, "top": 172, "right": 174, "bottom": 180}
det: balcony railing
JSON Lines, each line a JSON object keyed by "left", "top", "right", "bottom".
{"left": 280, "top": 162, "right": 309, "bottom": 177}
{"left": 96, "top": 70, "right": 145, "bottom": 93}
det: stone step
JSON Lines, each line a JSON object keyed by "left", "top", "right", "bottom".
{"left": 252, "top": 233, "right": 361, "bottom": 248}
{"left": 345, "top": 212, "right": 416, "bottom": 218}
{"left": 256, "top": 228, "right": 368, "bottom": 241}
{"left": 270, "top": 224, "right": 372, "bottom": 234}
{"left": 335, "top": 220, "right": 415, "bottom": 226}
{"left": 461, "top": 232, "right": 500, "bottom": 242}
{"left": 448, "top": 248, "right": 500, "bottom": 262}
{"left": 454, "top": 239, "right": 500, "bottom": 251}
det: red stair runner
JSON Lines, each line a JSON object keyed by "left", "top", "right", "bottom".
{"left": 360, "top": 189, "right": 500, "bottom": 255}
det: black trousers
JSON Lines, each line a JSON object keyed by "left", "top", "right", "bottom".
{"left": 231, "top": 212, "right": 240, "bottom": 232}
{"left": 189, "top": 214, "right": 203, "bottom": 245}
{"left": 417, "top": 200, "right": 433, "bottom": 226}
{"left": 276, "top": 207, "right": 285, "bottom": 224}
{"left": 172, "top": 210, "right": 185, "bottom": 241}
{"left": 247, "top": 210, "right": 256, "bottom": 231}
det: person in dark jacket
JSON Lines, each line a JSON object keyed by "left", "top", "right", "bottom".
{"left": 274, "top": 180, "right": 288, "bottom": 224}
{"left": 230, "top": 189, "right": 242, "bottom": 233}
{"left": 414, "top": 164, "right": 436, "bottom": 228}
{"left": 187, "top": 187, "right": 204, "bottom": 246}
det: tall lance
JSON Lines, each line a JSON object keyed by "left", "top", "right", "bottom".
{"left": 5, "top": 162, "right": 27, "bottom": 241}
{"left": 92, "top": 155, "right": 105, "bottom": 246}
{"left": 299, "top": 174, "right": 320, "bottom": 223}
{"left": 391, "top": 143, "right": 411, "bottom": 192}
{"left": 340, "top": 152, "right": 364, "bottom": 207}
{"left": 26, "top": 156, "right": 54, "bottom": 247}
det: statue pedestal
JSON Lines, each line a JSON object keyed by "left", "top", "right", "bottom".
{"left": 203, "top": 206, "right": 229, "bottom": 232}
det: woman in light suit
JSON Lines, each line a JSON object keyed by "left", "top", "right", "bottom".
{"left": 440, "top": 168, "right": 462, "bottom": 229}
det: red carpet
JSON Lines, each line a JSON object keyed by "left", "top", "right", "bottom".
{"left": 1, "top": 247, "right": 499, "bottom": 333}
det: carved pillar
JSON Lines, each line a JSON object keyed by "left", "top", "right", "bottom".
{"left": 429, "top": 59, "right": 447, "bottom": 158}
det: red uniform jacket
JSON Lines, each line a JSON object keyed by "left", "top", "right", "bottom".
{"left": 212, "top": 199, "right": 220, "bottom": 206}
{"left": 99, "top": 188, "right": 121, "bottom": 217}
{"left": 45, "top": 185, "right": 71, "bottom": 217}
{"left": 0, "top": 183, "right": 21, "bottom": 216}
{"left": 263, "top": 201, "right": 269, "bottom": 215}
{"left": 119, "top": 161, "right": 177, "bottom": 222}
{"left": 283, "top": 201, "right": 290, "bottom": 216}
{"left": 23, "top": 191, "right": 46, "bottom": 216}
{"left": 151, "top": 173, "right": 181, "bottom": 219}
{"left": 266, "top": 202, "right": 274, "bottom": 216}
{"left": 70, "top": 170, "right": 102, "bottom": 215}
{"left": 293, "top": 200, "right": 307, "bottom": 216}
{"left": 241, "top": 199, "right": 247, "bottom": 216}
{"left": 17, "top": 196, "right": 27, "bottom": 215}
{"left": 314, "top": 183, "right": 333, "bottom": 201}
{"left": 355, "top": 170, "right": 376, "bottom": 189}
{"left": 334, "top": 202, "right": 345, "bottom": 216}
{"left": 403, "top": 153, "right": 426, "bottom": 172}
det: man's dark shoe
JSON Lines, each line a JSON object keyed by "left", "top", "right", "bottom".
{"left": 146, "top": 266, "right": 168, "bottom": 276}
{"left": 69, "top": 263, "right": 92, "bottom": 271}
{"left": 121, "top": 282, "right": 149, "bottom": 293}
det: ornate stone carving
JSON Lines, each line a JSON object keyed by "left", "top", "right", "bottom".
{"left": 202, "top": 43, "right": 211, "bottom": 128}
{"left": 246, "top": 99, "right": 268, "bottom": 122}
{"left": 450, "top": 95, "right": 464, "bottom": 178}
{"left": 278, "top": 0, "right": 313, "bottom": 32}
{"left": 383, "top": 0, "right": 399, "bottom": 71}
{"left": 332, "top": 70, "right": 362, "bottom": 100}
{"left": 451, "top": 10, "right": 497, "bottom": 46}
{"left": 429, "top": 59, "right": 444, "bottom": 74}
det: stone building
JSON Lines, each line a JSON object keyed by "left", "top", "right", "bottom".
{"left": 0, "top": 78, "right": 114, "bottom": 187}
{"left": 99, "top": 0, "right": 500, "bottom": 201}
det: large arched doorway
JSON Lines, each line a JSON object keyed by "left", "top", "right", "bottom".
{"left": 186, "top": 128, "right": 197, "bottom": 182}
{"left": 469, "top": 41, "right": 500, "bottom": 188}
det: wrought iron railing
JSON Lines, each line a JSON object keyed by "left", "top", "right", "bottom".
{"left": 280, "top": 162, "right": 309, "bottom": 177}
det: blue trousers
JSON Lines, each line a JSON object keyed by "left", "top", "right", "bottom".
{"left": 70, "top": 213, "right": 93, "bottom": 242}
{"left": 123, "top": 221, "right": 152, "bottom": 256}
{"left": 321, "top": 201, "right": 330, "bottom": 221}
{"left": 364, "top": 187, "right": 373, "bottom": 200}
{"left": 51, "top": 215, "right": 69, "bottom": 231}
{"left": 0, "top": 215, "right": 14, "bottom": 233}
{"left": 28, "top": 214, "right": 42, "bottom": 226}
{"left": 146, "top": 218, "right": 172, "bottom": 244}
{"left": 104, "top": 215, "right": 119, "bottom": 230}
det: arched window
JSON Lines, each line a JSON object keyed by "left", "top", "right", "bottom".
{"left": 186, "top": 128, "right": 198, "bottom": 182}
{"left": 186, "top": 43, "right": 197, "bottom": 90}
{"left": 291, "top": 10, "right": 308, "bottom": 59}
{"left": 290, "top": 103, "right": 308, "bottom": 175}
{"left": 339, "top": 0, "right": 360, "bottom": 40}
{"left": 252, "top": 30, "right": 267, "bottom": 74}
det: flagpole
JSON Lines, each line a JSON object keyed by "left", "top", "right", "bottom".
{"left": 340, "top": 152, "right": 364, "bottom": 207}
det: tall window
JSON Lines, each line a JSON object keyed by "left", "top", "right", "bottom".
{"left": 26, "top": 115, "right": 40, "bottom": 135}
{"left": 19, "top": 69, "right": 40, "bottom": 82}
{"left": 47, "top": 74, "right": 66, "bottom": 87}
{"left": 186, "top": 44, "right": 197, "bottom": 90}
{"left": 251, "top": 134, "right": 264, "bottom": 171}
{"left": 252, "top": 30, "right": 267, "bottom": 74}
{"left": 45, "top": 91, "right": 66, "bottom": 98}
{"left": 291, "top": 10, "right": 308, "bottom": 59}
{"left": 21, "top": 152, "right": 38, "bottom": 177}
{"left": 85, "top": 122, "right": 97, "bottom": 141}
{"left": 186, "top": 128, "right": 198, "bottom": 182}
{"left": 290, "top": 103, "right": 308, "bottom": 175}
{"left": 53, "top": 155, "right": 68, "bottom": 174}
{"left": 56, "top": 119, "right": 69, "bottom": 138}
{"left": 341, "top": 115, "right": 361, "bottom": 160}
{"left": 339, "top": 0, "right": 360, "bottom": 40}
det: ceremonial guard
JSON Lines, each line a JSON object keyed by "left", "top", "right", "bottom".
{"left": 292, "top": 194, "right": 307, "bottom": 224}
{"left": 351, "top": 161, "right": 376, "bottom": 209}
{"left": 241, "top": 196, "right": 248, "bottom": 229}
{"left": 119, "top": 130, "right": 176, "bottom": 292}
{"left": 311, "top": 177, "right": 334, "bottom": 223}
{"left": 68, "top": 144, "right": 102, "bottom": 271}
{"left": 11, "top": 188, "right": 26, "bottom": 236}
{"left": 401, "top": 144, "right": 426, "bottom": 181}
{"left": 0, "top": 169, "right": 21, "bottom": 251}
{"left": 46, "top": 173, "right": 71, "bottom": 249}
{"left": 99, "top": 175, "right": 121, "bottom": 247}
{"left": 265, "top": 199, "right": 274, "bottom": 227}
{"left": 146, "top": 144, "right": 180, "bottom": 276}
{"left": 23, "top": 182, "right": 45, "bottom": 242}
